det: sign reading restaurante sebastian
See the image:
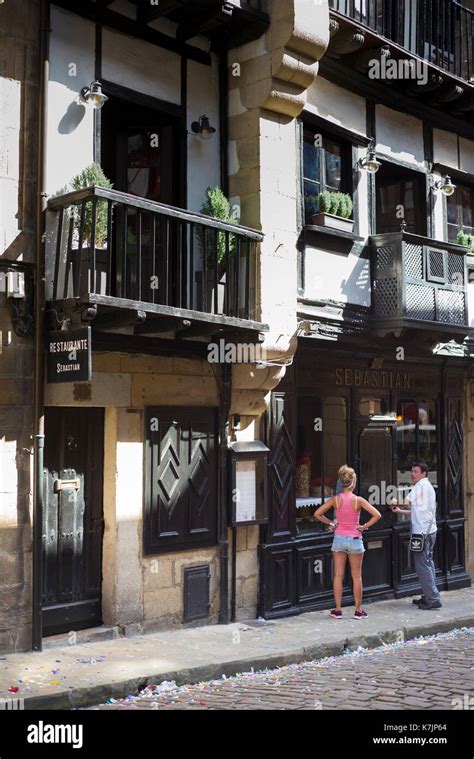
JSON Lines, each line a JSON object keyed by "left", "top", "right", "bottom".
{"left": 47, "top": 327, "right": 92, "bottom": 383}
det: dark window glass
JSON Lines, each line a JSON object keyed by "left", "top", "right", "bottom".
{"left": 376, "top": 163, "right": 426, "bottom": 235}
{"left": 447, "top": 184, "right": 474, "bottom": 243}
{"left": 325, "top": 140, "right": 342, "bottom": 190}
{"left": 296, "top": 395, "right": 347, "bottom": 535}
{"left": 302, "top": 129, "right": 350, "bottom": 225}
{"left": 395, "top": 399, "right": 438, "bottom": 502}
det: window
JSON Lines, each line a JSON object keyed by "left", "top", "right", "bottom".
{"left": 446, "top": 184, "right": 474, "bottom": 243}
{"left": 395, "top": 399, "right": 438, "bottom": 500}
{"left": 376, "top": 162, "right": 426, "bottom": 235}
{"left": 302, "top": 128, "right": 351, "bottom": 224}
{"left": 296, "top": 395, "right": 347, "bottom": 534}
{"left": 144, "top": 407, "right": 217, "bottom": 554}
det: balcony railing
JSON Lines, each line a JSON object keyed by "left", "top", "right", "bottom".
{"left": 329, "top": 0, "right": 473, "bottom": 81}
{"left": 46, "top": 187, "right": 263, "bottom": 323}
{"left": 370, "top": 231, "right": 469, "bottom": 333}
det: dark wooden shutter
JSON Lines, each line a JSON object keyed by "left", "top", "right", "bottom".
{"left": 266, "top": 391, "right": 296, "bottom": 541}
{"left": 144, "top": 406, "right": 217, "bottom": 554}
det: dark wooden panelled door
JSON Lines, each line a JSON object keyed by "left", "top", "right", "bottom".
{"left": 144, "top": 407, "right": 217, "bottom": 554}
{"left": 357, "top": 424, "right": 393, "bottom": 594}
{"left": 43, "top": 408, "right": 104, "bottom": 636}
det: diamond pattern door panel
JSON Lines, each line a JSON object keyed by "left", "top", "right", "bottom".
{"left": 145, "top": 407, "right": 217, "bottom": 553}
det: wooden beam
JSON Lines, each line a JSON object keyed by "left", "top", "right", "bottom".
{"left": 328, "top": 29, "right": 366, "bottom": 57}
{"left": 93, "top": 309, "right": 147, "bottom": 331}
{"left": 427, "top": 83, "right": 465, "bottom": 105}
{"left": 176, "top": 5, "right": 231, "bottom": 43}
{"left": 178, "top": 323, "right": 226, "bottom": 340}
{"left": 51, "top": 0, "right": 212, "bottom": 66}
{"left": 350, "top": 45, "right": 391, "bottom": 74}
{"left": 136, "top": 0, "right": 185, "bottom": 24}
{"left": 134, "top": 317, "right": 191, "bottom": 335}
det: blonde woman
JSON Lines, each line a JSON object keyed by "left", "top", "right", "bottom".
{"left": 315, "top": 465, "right": 381, "bottom": 619}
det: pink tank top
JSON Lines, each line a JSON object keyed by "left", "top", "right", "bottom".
{"left": 334, "top": 492, "right": 361, "bottom": 538}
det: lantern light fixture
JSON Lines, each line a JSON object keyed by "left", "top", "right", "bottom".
{"left": 80, "top": 80, "right": 108, "bottom": 110}
{"left": 433, "top": 174, "right": 456, "bottom": 197}
{"left": 191, "top": 114, "right": 216, "bottom": 140}
{"left": 359, "top": 143, "right": 382, "bottom": 174}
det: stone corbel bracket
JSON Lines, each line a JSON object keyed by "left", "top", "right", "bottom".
{"left": 238, "top": 0, "right": 330, "bottom": 118}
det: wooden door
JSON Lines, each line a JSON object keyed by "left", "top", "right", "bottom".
{"left": 357, "top": 424, "right": 393, "bottom": 594}
{"left": 43, "top": 408, "right": 104, "bottom": 636}
{"left": 144, "top": 407, "right": 217, "bottom": 554}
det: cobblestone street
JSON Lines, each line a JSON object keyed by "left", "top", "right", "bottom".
{"left": 89, "top": 628, "right": 474, "bottom": 711}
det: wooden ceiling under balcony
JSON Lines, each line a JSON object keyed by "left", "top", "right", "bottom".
{"left": 322, "top": 9, "right": 474, "bottom": 135}
{"left": 54, "top": 0, "right": 269, "bottom": 56}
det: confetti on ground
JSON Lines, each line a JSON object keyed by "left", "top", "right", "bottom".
{"left": 83, "top": 627, "right": 473, "bottom": 709}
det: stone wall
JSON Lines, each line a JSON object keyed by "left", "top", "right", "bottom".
{"left": 45, "top": 351, "right": 260, "bottom": 632}
{"left": 0, "top": 0, "right": 40, "bottom": 653}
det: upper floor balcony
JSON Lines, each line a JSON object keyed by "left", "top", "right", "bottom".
{"left": 370, "top": 230, "right": 469, "bottom": 337}
{"left": 325, "top": 0, "right": 474, "bottom": 125}
{"left": 45, "top": 187, "right": 266, "bottom": 343}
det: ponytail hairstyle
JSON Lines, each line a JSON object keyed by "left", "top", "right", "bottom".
{"left": 338, "top": 464, "right": 357, "bottom": 489}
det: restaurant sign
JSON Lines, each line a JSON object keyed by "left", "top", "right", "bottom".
{"left": 335, "top": 368, "right": 410, "bottom": 389}
{"left": 47, "top": 327, "right": 92, "bottom": 384}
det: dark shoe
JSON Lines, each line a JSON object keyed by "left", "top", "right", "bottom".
{"left": 330, "top": 609, "right": 342, "bottom": 618}
{"left": 354, "top": 608, "right": 368, "bottom": 619}
{"left": 417, "top": 601, "right": 442, "bottom": 610}
{"left": 412, "top": 597, "right": 426, "bottom": 605}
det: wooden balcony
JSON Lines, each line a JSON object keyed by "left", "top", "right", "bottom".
{"left": 46, "top": 187, "right": 267, "bottom": 342}
{"left": 370, "top": 231, "right": 469, "bottom": 337}
{"left": 325, "top": 0, "right": 474, "bottom": 127}
{"left": 329, "top": 0, "right": 473, "bottom": 81}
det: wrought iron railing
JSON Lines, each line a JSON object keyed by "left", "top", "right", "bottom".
{"left": 46, "top": 187, "right": 263, "bottom": 321}
{"left": 371, "top": 232, "right": 469, "bottom": 329}
{"left": 329, "top": 0, "right": 473, "bottom": 81}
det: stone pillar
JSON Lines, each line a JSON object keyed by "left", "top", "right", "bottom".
{"left": 227, "top": 0, "right": 330, "bottom": 424}
{"left": 0, "top": 0, "right": 40, "bottom": 652}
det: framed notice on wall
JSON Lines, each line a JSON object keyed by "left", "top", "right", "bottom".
{"left": 228, "top": 441, "right": 269, "bottom": 526}
{"left": 47, "top": 327, "right": 92, "bottom": 384}
{"left": 235, "top": 460, "right": 257, "bottom": 523}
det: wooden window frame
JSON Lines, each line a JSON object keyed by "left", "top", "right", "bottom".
{"left": 445, "top": 182, "right": 474, "bottom": 245}
{"left": 302, "top": 125, "right": 353, "bottom": 225}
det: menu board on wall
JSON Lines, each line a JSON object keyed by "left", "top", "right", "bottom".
{"left": 235, "top": 459, "right": 256, "bottom": 523}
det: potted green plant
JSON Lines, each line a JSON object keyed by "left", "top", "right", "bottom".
{"left": 311, "top": 191, "right": 354, "bottom": 233}
{"left": 70, "top": 163, "right": 113, "bottom": 295}
{"left": 456, "top": 228, "right": 474, "bottom": 253}
{"left": 196, "top": 187, "right": 239, "bottom": 313}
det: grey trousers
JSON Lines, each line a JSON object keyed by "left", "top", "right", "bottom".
{"left": 413, "top": 532, "right": 441, "bottom": 605}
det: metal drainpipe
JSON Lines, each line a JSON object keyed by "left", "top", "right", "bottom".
{"left": 218, "top": 46, "right": 230, "bottom": 623}
{"left": 218, "top": 48, "right": 229, "bottom": 197}
{"left": 32, "top": 0, "right": 50, "bottom": 652}
{"left": 218, "top": 362, "right": 231, "bottom": 624}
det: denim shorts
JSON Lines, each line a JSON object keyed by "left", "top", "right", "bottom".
{"left": 331, "top": 535, "right": 365, "bottom": 554}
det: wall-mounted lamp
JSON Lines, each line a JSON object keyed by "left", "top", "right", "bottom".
{"left": 80, "top": 80, "right": 108, "bottom": 110}
{"left": 191, "top": 115, "right": 216, "bottom": 140}
{"left": 432, "top": 174, "right": 456, "bottom": 197}
{"left": 359, "top": 144, "right": 382, "bottom": 174}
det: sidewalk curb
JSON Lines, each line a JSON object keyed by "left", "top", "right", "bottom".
{"left": 23, "top": 615, "right": 474, "bottom": 710}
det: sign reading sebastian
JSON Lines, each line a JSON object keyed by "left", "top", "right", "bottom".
{"left": 47, "top": 327, "right": 92, "bottom": 383}
{"left": 335, "top": 367, "right": 410, "bottom": 389}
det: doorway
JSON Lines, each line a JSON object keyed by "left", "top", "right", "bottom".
{"left": 100, "top": 90, "right": 184, "bottom": 303}
{"left": 42, "top": 408, "right": 105, "bottom": 636}
{"left": 376, "top": 162, "right": 427, "bottom": 235}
